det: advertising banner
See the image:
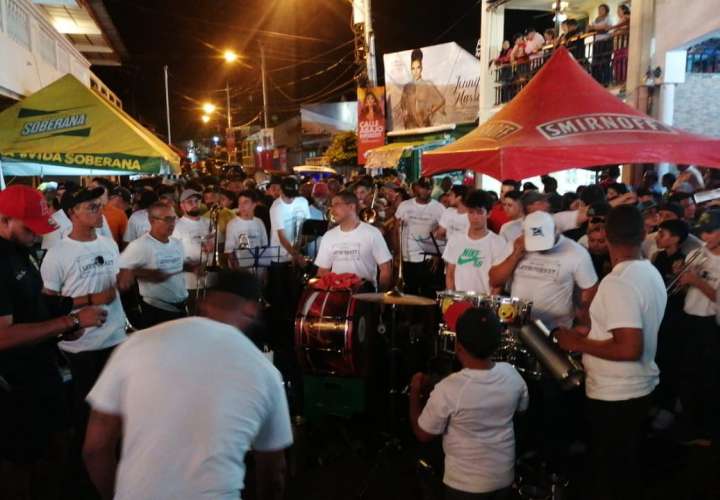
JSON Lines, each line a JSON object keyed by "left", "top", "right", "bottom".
{"left": 383, "top": 42, "right": 481, "bottom": 132}
{"left": 356, "top": 86, "right": 386, "bottom": 165}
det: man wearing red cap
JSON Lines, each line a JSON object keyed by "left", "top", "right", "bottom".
{"left": 0, "top": 185, "right": 106, "bottom": 495}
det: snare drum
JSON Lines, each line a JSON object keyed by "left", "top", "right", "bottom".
{"left": 294, "top": 283, "right": 377, "bottom": 377}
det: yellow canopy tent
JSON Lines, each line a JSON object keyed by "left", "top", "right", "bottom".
{"left": 0, "top": 74, "right": 180, "bottom": 186}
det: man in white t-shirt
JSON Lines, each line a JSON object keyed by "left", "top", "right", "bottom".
{"left": 499, "top": 191, "right": 587, "bottom": 244}
{"left": 556, "top": 206, "right": 666, "bottom": 500}
{"left": 410, "top": 306, "right": 528, "bottom": 499}
{"left": 118, "top": 202, "right": 187, "bottom": 328}
{"left": 490, "top": 211, "right": 598, "bottom": 329}
{"left": 42, "top": 187, "right": 113, "bottom": 250}
{"left": 268, "top": 177, "right": 311, "bottom": 355}
{"left": 395, "top": 176, "right": 446, "bottom": 297}
{"left": 443, "top": 190, "right": 507, "bottom": 296}
{"left": 435, "top": 185, "right": 470, "bottom": 241}
{"left": 226, "top": 190, "right": 269, "bottom": 271}
{"left": 172, "top": 189, "right": 214, "bottom": 298}
{"left": 123, "top": 191, "right": 158, "bottom": 244}
{"left": 315, "top": 191, "right": 392, "bottom": 291}
{"left": 83, "top": 271, "right": 293, "bottom": 500}
{"left": 674, "top": 210, "right": 720, "bottom": 445}
{"left": 40, "top": 187, "right": 127, "bottom": 457}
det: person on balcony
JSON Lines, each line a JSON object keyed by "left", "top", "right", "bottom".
{"left": 588, "top": 4, "right": 614, "bottom": 85}
{"left": 563, "top": 19, "right": 586, "bottom": 61}
{"left": 543, "top": 28, "right": 557, "bottom": 48}
{"left": 612, "top": 4, "right": 631, "bottom": 84}
{"left": 523, "top": 27, "right": 546, "bottom": 57}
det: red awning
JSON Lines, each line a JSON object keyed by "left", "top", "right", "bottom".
{"left": 422, "top": 47, "right": 720, "bottom": 180}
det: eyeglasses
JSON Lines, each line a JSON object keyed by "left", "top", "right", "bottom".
{"left": 152, "top": 216, "right": 177, "bottom": 223}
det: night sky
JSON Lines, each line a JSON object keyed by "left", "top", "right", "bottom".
{"left": 94, "top": 1, "right": 548, "bottom": 142}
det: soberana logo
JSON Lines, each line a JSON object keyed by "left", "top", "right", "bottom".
{"left": 17, "top": 107, "right": 91, "bottom": 139}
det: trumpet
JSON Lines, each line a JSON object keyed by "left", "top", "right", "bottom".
{"left": 360, "top": 185, "right": 379, "bottom": 224}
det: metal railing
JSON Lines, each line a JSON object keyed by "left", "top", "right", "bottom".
{"left": 686, "top": 39, "right": 720, "bottom": 74}
{"left": 493, "top": 28, "right": 630, "bottom": 105}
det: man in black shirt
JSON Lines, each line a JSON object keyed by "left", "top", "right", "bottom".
{"left": 0, "top": 185, "right": 105, "bottom": 495}
{"left": 652, "top": 219, "right": 689, "bottom": 428}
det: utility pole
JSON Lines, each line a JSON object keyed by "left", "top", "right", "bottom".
{"left": 163, "top": 65, "right": 172, "bottom": 145}
{"left": 353, "top": 0, "right": 377, "bottom": 86}
{"left": 225, "top": 80, "right": 233, "bottom": 162}
{"left": 260, "top": 43, "right": 269, "bottom": 129}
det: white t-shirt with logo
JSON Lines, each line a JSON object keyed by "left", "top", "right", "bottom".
{"left": 583, "top": 260, "right": 666, "bottom": 401}
{"left": 314, "top": 222, "right": 392, "bottom": 287}
{"left": 118, "top": 233, "right": 187, "bottom": 312}
{"left": 86, "top": 317, "right": 293, "bottom": 500}
{"left": 683, "top": 245, "right": 720, "bottom": 317}
{"left": 443, "top": 230, "right": 507, "bottom": 295}
{"left": 500, "top": 235, "right": 598, "bottom": 329}
{"left": 40, "top": 235, "right": 127, "bottom": 353}
{"left": 269, "top": 197, "right": 311, "bottom": 263}
{"left": 224, "top": 216, "right": 269, "bottom": 268}
{"left": 419, "top": 364, "right": 529, "bottom": 494}
{"left": 395, "top": 198, "right": 445, "bottom": 262}
{"left": 123, "top": 209, "right": 151, "bottom": 243}
{"left": 439, "top": 208, "right": 469, "bottom": 241}
{"left": 172, "top": 216, "right": 211, "bottom": 290}
{"left": 42, "top": 209, "right": 112, "bottom": 250}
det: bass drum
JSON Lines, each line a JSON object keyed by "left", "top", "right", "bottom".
{"left": 294, "top": 284, "right": 377, "bottom": 377}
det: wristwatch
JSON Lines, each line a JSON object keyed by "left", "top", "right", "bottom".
{"left": 67, "top": 312, "right": 81, "bottom": 332}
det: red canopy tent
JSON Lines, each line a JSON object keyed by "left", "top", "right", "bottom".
{"left": 422, "top": 47, "right": 720, "bottom": 180}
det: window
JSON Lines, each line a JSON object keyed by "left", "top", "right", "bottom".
{"left": 6, "top": 0, "right": 31, "bottom": 49}
{"left": 38, "top": 28, "right": 57, "bottom": 67}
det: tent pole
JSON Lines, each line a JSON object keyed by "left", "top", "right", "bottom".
{"left": 0, "top": 158, "right": 5, "bottom": 190}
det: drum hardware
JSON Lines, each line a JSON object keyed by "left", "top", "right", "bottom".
{"left": 518, "top": 320, "right": 584, "bottom": 390}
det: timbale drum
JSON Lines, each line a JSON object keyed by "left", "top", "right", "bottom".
{"left": 294, "top": 283, "right": 377, "bottom": 377}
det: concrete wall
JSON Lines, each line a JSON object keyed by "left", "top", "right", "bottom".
{"left": 0, "top": 0, "right": 91, "bottom": 98}
{"left": 654, "top": 0, "right": 720, "bottom": 67}
{"left": 673, "top": 73, "right": 720, "bottom": 138}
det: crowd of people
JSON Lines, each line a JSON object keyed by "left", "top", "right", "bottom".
{"left": 0, "top": 161, "right": 719, "bottom": 499}
{"left": 493, "top": 3, "right": 632, "bottom": 102}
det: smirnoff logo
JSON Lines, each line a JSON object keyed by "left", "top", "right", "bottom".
{"left": 537, "top": 113, "right": 676, "bottom": 140}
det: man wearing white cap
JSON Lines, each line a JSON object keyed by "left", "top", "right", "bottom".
{"left": 490, "top": 211, "right": 598, "bottom": 329}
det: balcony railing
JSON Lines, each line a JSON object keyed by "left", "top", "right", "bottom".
{"left": 493, "top": 28, "right": 630, "bottom": 106}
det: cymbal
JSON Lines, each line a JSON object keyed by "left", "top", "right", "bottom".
{"left": 352, "top": 291, "right": 436, "bottom": 306}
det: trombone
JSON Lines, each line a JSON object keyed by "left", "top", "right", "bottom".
{"left": 195, "top": 206, "right": 222, "bottom": 308}
{"left": 360, "top": 185, "right": 379, "bottom": 224}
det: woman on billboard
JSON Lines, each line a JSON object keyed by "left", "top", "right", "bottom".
{"left": 400, "top": 48, "right": 446, "bottom": 129}
{"left": 359, "top": 90, "right": 384, "bottom": 123}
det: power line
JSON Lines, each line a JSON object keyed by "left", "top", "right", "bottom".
{"left": 432, "top": 0, "right": 482, "bottom": 42}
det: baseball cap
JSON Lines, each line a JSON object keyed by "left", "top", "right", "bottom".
{"left": 694, "top": 209, "right": 720, "bottom": 233}
{"left": 520, "top": 191, "right": 549, "bottom": 211}
{"left": 312, "top": 182, "right": 329, "bottom": 198}
{"left": 0, "top": 185, "right": 57, "bottom": 235}
{"left": 587, "top": 202, "right": 611, "bottom": 219}
{"left": 110, "top": 187, "right": 132, "bottom": 204}
{"left": 416, "top": 176, "right": 433, "bottom": 190}
{"left": 180, "top": 189, "right": 202, "bottom": 202}
{"left": 280, "top": 176, "right": 299, "bottom": 197}
{"left": 61, "top": 187, "right": 105, "bottom": 216}
{"left": 657, "top": 202, "right": 683, "bottom": 219}
{"left": 523, "top": 211, "right": 556, "bottom": 251}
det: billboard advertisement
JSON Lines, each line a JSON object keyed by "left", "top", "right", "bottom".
{"left": 357, "top": 86, "right": 386, "bottom": 165}
{"left": 383, "top": 42, "right": 481, "bottom": 132}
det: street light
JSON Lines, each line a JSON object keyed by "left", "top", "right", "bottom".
{"left": 202, "top": 102, "right": 216, "bottom": 114}
{"left": 223, "top": 50, "right": 239, "bottom": 64}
